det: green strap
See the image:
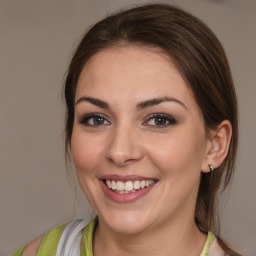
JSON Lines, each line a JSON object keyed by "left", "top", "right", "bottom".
{"left": 11, "top": 220, "right": 95, "bottom": 256}
{"left": 81, "top": 217, "right": 97, "bottom": 256}
{"left": 10, "top": 223, "right": 66, "bottom": 256}
{"left": 37, "top": 223, "right": 67, "bottom": 256}
{"left": 200, "top": 231, "right": 215, "bottom": 256}
{"left": 11, "top": 245, "right": 26, "bottom": 256}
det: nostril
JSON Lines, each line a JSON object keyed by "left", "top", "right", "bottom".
{"left": 106, "top": 154, "right": 136, "bottom": 166}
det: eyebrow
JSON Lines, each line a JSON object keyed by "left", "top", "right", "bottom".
{"left": 136, "top": 97, "right": 188, "bottom": 111}
{"left": 75, "top": 96, "right": 188, "bottom": 110}
{"left": 76, "top": 97, "right": 109, "bottom": 109}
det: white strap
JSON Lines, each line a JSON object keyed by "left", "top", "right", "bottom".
{"left": 56, "top": 219, "right": 89, "bottom": 256}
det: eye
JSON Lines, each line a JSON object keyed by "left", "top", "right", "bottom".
{"left": 79, "top": 113, "right": 110, "bottom": 126}
{"left": 144, "top": 113, "right": 176, "bottom": 127}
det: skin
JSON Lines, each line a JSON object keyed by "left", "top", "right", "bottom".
{"left": 22, "top": 46, "right": 232, "bottom": 256}
{"left": 21, "top": 236, "right": 43, "bottom": 256}
{"left": 71, "top": 46, "right": 217, "bottom": 256}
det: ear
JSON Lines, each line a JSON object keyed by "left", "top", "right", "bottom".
{"left": 201, "top": 120, "right": 232, "bottom": 173}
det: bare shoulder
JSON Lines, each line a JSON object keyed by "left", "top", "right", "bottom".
{"left": 21, "top": 236, "right": 44, "bottom": 256}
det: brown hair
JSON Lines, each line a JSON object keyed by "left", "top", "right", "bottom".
{"left": 64, "top": 4, "right": 239, "bottom": 255}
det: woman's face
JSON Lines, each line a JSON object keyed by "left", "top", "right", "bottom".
{"left": 71, "top": 46, "right": 212, "bottom": 234}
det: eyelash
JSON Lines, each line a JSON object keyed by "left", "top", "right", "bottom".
{"left": 144, "top": 113, "right": 177, "bottom": 127}
{"left": 79, "top": 113, "right": 110, "bottom": 126}
{"left": 78, "top": 113, "right": 177, "bottom": 127}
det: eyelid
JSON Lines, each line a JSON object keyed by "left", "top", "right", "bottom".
{"left": 143, "top": 113, "right": 177, "bottom": 127}
{"left": 78, "top": 113, "right": 111, "bottom": 126}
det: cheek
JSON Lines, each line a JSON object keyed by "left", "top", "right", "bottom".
{"left": 70, "top": 130, "right": 106, "bottom": 208}
{"left": 71, "top": 130, "right": 104, "bottom": 175}
{"left": 145, "top": 128, "right": 206, "bottom": 179}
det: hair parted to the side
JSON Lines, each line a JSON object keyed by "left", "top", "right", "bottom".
{"left": 64, "top": 4, "right": 239, "bottom": 255}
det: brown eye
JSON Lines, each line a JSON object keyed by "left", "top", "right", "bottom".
{"left": 79, "top": 114, "right": 110, "bottom": 126}
{"left": 145, "top": 114, "right": 176, "bottom": 127}
{"left": 154, "top": 117, "right": 168, "bottom": 125}
{"left": 91, "top": 117, "right": 105, "bottom": 125}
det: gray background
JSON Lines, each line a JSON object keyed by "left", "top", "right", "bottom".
{"left": 1, "top": 0, "right": 255, "bottom": 255}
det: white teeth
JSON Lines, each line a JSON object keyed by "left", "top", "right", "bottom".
{"left": 106, "top": 180, "right": 111, "bottom": 188}
{"left": 111, "top": 180, "right": 117, "bottom": 190}
{"left": 104, "top": 179, "right": 156, "bottom": 193}
{"left": 134, "top": 180, "right": 141, "bottom": 190}
{"left": 125, "top": 181, "right": 133, "bottom": 191}
{"left": 116, "top": 181, "right": 125, "bottom": 190}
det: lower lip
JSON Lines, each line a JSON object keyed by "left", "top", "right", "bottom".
{"left": 100, "top": 180, "right": 156, "bottom": 203}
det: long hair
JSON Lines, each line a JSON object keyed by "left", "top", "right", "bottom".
{"left": 64, "top": 4, "right": 239, "bottom": 255}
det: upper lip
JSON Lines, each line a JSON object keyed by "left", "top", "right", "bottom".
{"left": 99, "top": 174, "right": 158, "bottom": 182}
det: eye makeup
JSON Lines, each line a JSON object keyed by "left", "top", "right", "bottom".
{"left": 78, "top": 113, "right": 110, "bottom": 126}
{"left": 143, "top": 113, "right": 177, "bottom": 128}
{"left": 78, "top": 112, "right": 177, "bottom": 129}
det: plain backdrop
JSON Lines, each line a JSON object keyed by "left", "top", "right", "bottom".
{"left": 1, "top": 0, "right": 255, "bottom": 255}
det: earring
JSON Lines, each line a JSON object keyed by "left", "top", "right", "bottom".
{"left": 208, "top": 164, "right": 214, "bottom": 172}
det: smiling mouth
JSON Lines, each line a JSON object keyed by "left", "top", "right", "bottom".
{"left": 102, "top": 179, "right": 158, "bottom": 194}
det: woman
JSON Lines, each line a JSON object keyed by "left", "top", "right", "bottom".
{"left": 13, "top": 3, "right": 240, "bottom": 256}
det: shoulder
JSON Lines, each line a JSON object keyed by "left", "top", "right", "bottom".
{"left": 208, "top": 238, "right": 226, "bottom": 256}
{"left": 13, "top": 222, "right": 67, "bottom": 256}
{"left": 209, "top": 235, "right": 240, "bottom": 256}
{"left": 12, "top": 219, "right": 93, "bottom": 256}
{"left": 21, "top": 236, "right": 44, "bottom": 256}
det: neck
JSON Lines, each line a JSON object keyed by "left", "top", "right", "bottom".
{"left": 93, "top": 213, "right": 206, "bottom": 256}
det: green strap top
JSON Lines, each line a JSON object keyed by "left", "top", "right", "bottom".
{"left": 11, "top": 223, "right": 67, "bottom": 256}
{"left": 80, "top": 217, "right": 96, "bottom": 256}
{"left": 11, "top": 218, "right": 215, "bottom": 256}
{"left": 201, "top": 231, "right": 215, "bottom": 256}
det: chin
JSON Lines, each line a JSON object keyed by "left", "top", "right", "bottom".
{"left": 99, "top": 209, "right": 154, "bottom": 235}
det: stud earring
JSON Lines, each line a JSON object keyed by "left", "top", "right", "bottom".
{"left": 208, "top": 164, "right": 214, "bottom": 172}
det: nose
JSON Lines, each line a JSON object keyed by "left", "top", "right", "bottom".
{"left": 105, "top": 125, "right": 144, "bottom": 167}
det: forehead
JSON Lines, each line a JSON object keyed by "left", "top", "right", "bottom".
{"left": 76, "top": 46, "right": 196, "bottom": 109}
